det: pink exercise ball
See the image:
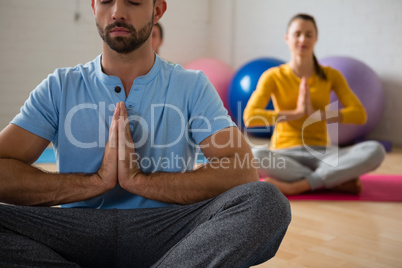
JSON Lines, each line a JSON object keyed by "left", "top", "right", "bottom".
{"left": 184, "top": 58, "right": 234, "bottom": 112}
{"left": 320, "top": 56, "right": 384, "bottom": 145}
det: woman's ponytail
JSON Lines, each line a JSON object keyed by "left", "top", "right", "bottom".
{"left": 313, "top": 54, "right": 327, "bottom": 80}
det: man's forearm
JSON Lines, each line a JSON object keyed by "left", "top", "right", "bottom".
{"left": 0, "top": 159, "right": 111, "bottom": 206}
{"left": 121, "top": 154, "right": 259, "bottom": 205}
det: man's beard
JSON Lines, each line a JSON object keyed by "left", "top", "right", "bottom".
{"left": 97, "top": 18, "right": 154, "bottom": 54}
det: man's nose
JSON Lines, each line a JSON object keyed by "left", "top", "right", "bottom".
{"left": 112, "top": 0, "right": 127, "bottom": 21}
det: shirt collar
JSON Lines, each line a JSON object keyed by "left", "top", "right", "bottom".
{"left": 95, "top": 53, "right": 161, "bottom": 85}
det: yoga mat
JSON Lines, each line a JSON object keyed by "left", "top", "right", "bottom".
{"left": 287, "top": 174, "right": 402, "bottom": 202}
{"left": 35, "top": 148, "right": 56, "bottom": 164}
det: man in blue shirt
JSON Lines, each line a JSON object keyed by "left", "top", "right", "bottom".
{"left": 0, "top": 0, "right": 290, "bottom": 267}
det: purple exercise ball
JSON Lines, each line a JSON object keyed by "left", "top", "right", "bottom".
{"left": 320, "top": 56, "right": 384, "bottom": 145}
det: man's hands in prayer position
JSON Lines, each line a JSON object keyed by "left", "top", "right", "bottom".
{"left": 95, "top": 102, "right": 141, "bottom": 193}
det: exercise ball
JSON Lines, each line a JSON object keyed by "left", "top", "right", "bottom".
{"left": 228, "top": 57, "right": 285, "bottom": 137}
{"left": 184, "top": 58, "right": 234, "bottom": 112}
{"left": 320, "top": 56, "right": 384, "bottom": 145}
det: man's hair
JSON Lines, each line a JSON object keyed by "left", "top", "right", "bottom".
{"left": 93, "top": 0, "right": 157, "bottom": 5}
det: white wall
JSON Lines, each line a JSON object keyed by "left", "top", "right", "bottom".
{"left": 1, "top": 0, "right": 401, "bottom": 145}
{"left": 0, "top": 0, "right": 101, "bottom": 130}
{"left": 158, "top": 0, "right": 210, "bottom": 64}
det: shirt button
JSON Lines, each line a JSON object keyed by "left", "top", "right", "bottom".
{"left": 114, "top": 86, "right": 121, "bottom": 93}
{"left": 128, "top": 105, "right": 133, "bottom": 108}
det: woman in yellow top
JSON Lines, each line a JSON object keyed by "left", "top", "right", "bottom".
{"left": 243, "top": 13, "right": 385, "bottom": 195}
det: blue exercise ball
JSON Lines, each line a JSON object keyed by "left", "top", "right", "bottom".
{"left": 228, "top": 57, "right": 285, "bottom": 138}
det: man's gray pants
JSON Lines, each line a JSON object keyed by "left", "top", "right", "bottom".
{"left": 0, "top": 181, "right": 291, "bottom": 268}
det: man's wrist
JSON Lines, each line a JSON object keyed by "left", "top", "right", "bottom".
{"left": 90, "top": 172, "right": 115, "bottom": 192}
{"left": 119, "top": 168, "right": 145, "bottom": 192}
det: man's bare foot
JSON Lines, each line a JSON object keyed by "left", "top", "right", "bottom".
{"left": 330, "top": 178, "right": 362, "bottom": 195}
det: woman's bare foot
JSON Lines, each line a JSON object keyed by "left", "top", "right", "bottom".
{"left": 262, "top": 177, "right": 362, "bottom": 196}
{"left": 261, "top": 177, "right": 311, "bottom": 196}
{"left": 330, "top": 178, "right": 362, "bottom": 195}
{"left": 261, "top": 177, "right": 291, "bottom": 195}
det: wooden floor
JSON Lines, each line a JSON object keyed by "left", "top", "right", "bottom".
{"left": 253, "top": 147, "right": 402, "bottom": 268}
{"left": 34, "top": 146, "right": 402, "bottom": 268}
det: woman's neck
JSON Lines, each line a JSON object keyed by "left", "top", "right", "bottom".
{"left": 289, "top": 55, "right": 315, "bottom": 79}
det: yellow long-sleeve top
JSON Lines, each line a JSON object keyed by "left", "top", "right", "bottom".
{"left": 243, "top": 64, "right": 367, "bottom": 150}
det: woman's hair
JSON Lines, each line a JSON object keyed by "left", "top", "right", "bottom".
{"left": 154, "top": 22, "right": 164, "bottom": 40}
{"left": 288, "top": 13, "right": 327, "bottom": 80}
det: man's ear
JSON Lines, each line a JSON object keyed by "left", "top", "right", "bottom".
{"left": 91, "top": 0, "right": 95, "bottom": 14}
{"left": 154, "top": 0, "right": 167, "bottom": 24}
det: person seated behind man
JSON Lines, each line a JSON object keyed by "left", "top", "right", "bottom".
{"left": 152, "top": 22, "right": 164, "bottom": 54}
{"left": 244, "top": 13, "right": 385, "bottom": 196}
{"left": 0, "top": 0, "right": 290, "bottom": 267}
